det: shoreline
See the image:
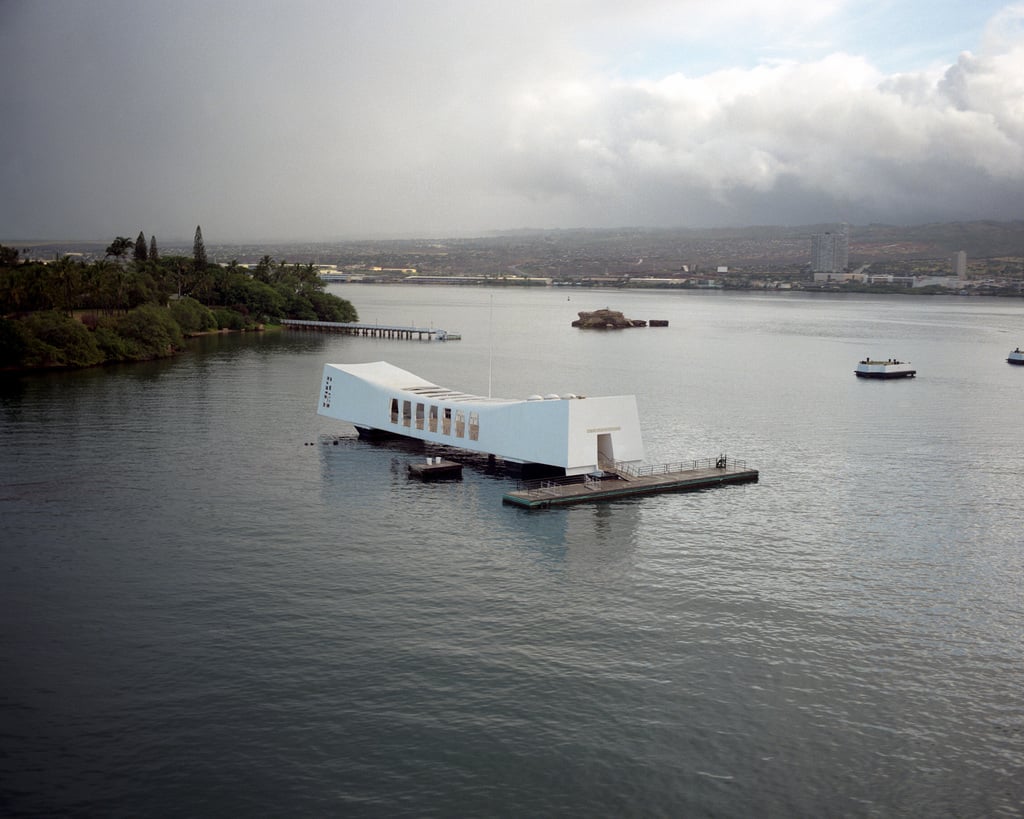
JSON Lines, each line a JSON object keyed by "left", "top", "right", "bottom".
{"left": 0, "top": 323, "right": 276, "bottom": 376}
{"left": 325, "top": 279, "right": 1024, "bottom": 298}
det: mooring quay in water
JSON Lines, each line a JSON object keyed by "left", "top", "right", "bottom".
{"left": 502, "top": 457, "right": 759, "bottom": 509}
{"left": 283, "top": 319, "right": 460, "bottom": 341}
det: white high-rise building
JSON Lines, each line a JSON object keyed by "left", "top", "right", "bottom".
{"left": 811, "top": 225, "right": 849, "bottom": 273}
{"left": 953, "top": 250, "right": 967, "bottom": 279}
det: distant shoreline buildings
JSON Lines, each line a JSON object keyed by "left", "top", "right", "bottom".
{"left": 809, "top": 228, "right": 977, "bottom": 291}
{"left": 6, "top": 225, "right": 1021, "bottom": 295}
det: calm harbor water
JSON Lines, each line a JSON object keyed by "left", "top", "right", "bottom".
{"left": 2, "top": 286, "right": 1023, "bottom": 817}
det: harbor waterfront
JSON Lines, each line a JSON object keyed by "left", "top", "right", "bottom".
{"left": 3, "top": 286, "right": 1024, "bottom": 816}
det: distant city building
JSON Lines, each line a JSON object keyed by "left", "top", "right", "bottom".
{"left": 913, "top": 275, "right": 960, "bottom": 289}
{"left": 953, "top": 250, "right": 967, "bottom": 279}
{"left": 867, "top": 273, "right": 915, "bottom": 287}
{"left": 811, "top": 226, "right": 849, "bottom": 273}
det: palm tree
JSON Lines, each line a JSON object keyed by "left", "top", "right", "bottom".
{"left": 91, "top": 260, "right": 123, "bottom": 314}
{"left": 52, "top": 256, "right": 83, "bottom": 315}
{"left": 105, "top": 236, "right": 133, "bottom": 260}
{"left": 254, "top": 255, "right": 275, "bottom": 283}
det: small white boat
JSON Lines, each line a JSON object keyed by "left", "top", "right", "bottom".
{"left": 1008, "top": 348, "right": 1024, "bottom": 365}
{"left": 855, "top": 358, "right": 916, "bottom": 379}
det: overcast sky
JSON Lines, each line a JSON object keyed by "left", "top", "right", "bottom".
{"left": 2, "top": 0, "right": 1024, "bottom": 241}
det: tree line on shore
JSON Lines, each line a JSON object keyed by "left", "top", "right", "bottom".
{"left": 0, "top": 226, "right": 358, "bottom": 371}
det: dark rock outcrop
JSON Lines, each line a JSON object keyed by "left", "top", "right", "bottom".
{"left": 571, "top": 309, "right": 647, "bottom": 329}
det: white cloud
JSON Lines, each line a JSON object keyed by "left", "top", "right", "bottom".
{"left": 487, "top": 23, "right": 1024, "bottom": 228}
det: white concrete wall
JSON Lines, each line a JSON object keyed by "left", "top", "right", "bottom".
{"left": 318, "top": 363, "right": 645, "bottom": 473}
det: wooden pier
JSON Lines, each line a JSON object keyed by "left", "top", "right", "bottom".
{"left": 502, "top": 457, "right": 758, "bottom": 509}
{"left": 282, "top": 319, "right": 460, "bottom": 341}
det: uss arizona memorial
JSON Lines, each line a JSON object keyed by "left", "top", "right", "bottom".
{"left": 318, "top": 361, "right": 644, "bottom": 476}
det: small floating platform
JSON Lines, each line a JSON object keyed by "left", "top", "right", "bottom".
{"left": 408, "top": 457, "right": 463, "bottom": 481}
{"left": 1008, "top": 348, "right": 1024, "bottom": 365}
{"left": 502, "top": 458, "right": 758, "bottom": 509}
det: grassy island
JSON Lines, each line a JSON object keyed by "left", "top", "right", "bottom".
{"left": 0, "top": 230, "right": 357, "bottom": 372}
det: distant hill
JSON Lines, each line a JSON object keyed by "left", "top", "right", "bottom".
{"left": 851, "top": 221, "right": 1024, "bottom": 259}
{"left": 494, "top": 221, "right": 1024, "bottom": 257}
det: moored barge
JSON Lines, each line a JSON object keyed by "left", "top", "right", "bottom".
{"left": 855, "top": 358, "right": 916, "bottom": 379}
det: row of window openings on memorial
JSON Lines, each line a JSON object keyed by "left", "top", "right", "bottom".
{"left": 390, "top": 399, "right": 479, "bottom": 440}
{"left": 322, "top": 377, "right": 333, "bottom": 409}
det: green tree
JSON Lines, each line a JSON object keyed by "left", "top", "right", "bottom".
{"left": 193, "top": 225, "right": 207, "bottom": 272}
{"left": 20, "top": 310, "right": 104, "bottom": 367}
{"left": 0, "top": 245, "right": 20, "bottom": 266}
{"left": 11, "top": 263, "right": 53, "bottom": 312}
{"left": 309, "top": 291, "right": 358, "bottom": 322}
{"left": 0, "top": 265, "right": 30, "bottom": 313}
{"left": 115, "top": 304, "right": 184, "bottom": 359}
{"left": 169, "top": 296, "right": 216, "bottom": 334}
{"left": 134, "top": 231, "right": 148, "bottom": 262}
{"left": 124, "top": 266, "right": 160, "bottom": 308}
{"left": 224, "top": 277, "right": 285, "bottom": 321}
{"left": 0, "top": 317, "right": 29, "bottom": 367}
{"left": 154, "top": 255, "right": 193, "bottom": 298}
{"left": 212, "top": 307, "right": 247, "bottom": 330}
{"left": 91, "top": 315, "right": 131, "bottom": 361}
{"left": 149, "top": 235, "right": 159, "bottom": 261}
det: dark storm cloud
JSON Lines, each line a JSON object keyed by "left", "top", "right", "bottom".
{"left": 2, "top": 1, "right": 1023, "bottom": 240}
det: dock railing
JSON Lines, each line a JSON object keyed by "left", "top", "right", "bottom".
{"left": 613, "top": 456, "right": 747, "bottom": 479}
{"left": 512, "top": 457, "right": 749, "bottom": 492}
{"left": 514, "top": 475, "right": 587, "bottom": 492}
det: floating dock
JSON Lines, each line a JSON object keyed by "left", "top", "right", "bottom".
{"left": 502, "top": 457, "right": 758, "bottom": 509}
{"left": 408, "top": 457, "right": 463, "bottom": 481}
{"left": 284, "top": 319, "right": 459, "bottom": 341}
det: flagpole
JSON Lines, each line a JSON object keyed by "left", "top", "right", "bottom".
{"left": 487, "top": 294, "right": 493, "bottom": 398}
